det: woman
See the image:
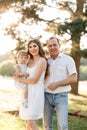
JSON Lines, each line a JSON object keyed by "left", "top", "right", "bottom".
{"left": 14, "top": 39, "right": 48, "bottom": 130}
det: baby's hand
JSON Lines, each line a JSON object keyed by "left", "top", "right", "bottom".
{"left": 14, "top": 72, "right": 18, "bottom": 76}
{"left": 24, "top": 73, "right": 29, "bottom": 77}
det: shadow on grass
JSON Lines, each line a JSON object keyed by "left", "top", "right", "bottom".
{"left": 78, "top": 93, "right": 87, "bottom": 98}
{"left": 70, "top": 98, "right": 87, "bottom": 105}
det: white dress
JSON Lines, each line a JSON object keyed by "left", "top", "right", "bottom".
{"left": 19, "top": 66, "right": 45, "bottom": 120}
{"left": 15, "top": 64, "right": 27, "bottom": 90}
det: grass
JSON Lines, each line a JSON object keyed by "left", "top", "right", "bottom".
{"left": 68, "top": 116, "right": 87, "bottom": 130}
{"left": 0, "top": 112, "right": 25, "bottom": 130}
{"left": 0, "top": 112, "right": 87, "bottom": 130}
{"left": 0, "top": 79, "right": 87, "bottom": 130}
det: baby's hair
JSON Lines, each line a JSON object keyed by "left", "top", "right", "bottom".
{"left": 17, "top": 50, "right": 28, "bottom": 58}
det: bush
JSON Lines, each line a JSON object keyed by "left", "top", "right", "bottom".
{"left": 0, "top": 60, "right": 15, "bottom": 76}
{"left": 80, "top": 58, "right": 87, "bottom": 66}
{"left": 79, "top": 66, "right": 87, "bottom": 80}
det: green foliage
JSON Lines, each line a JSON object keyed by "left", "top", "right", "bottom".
{"left": 58, "top": 18, "right": 87, "bottom": 38}
{"left": 80, "top": 58, "right": 87, "bottom": 80}
{"left": 80, "top": 57, "right": 87, "bottom": 66}
{"left": 79, "top": 66, "right": 87, "bottom": 80}
{"left": 0, "top": 60, "right": 15, "bottom": 76}
{"left": 80, "top": 49, "right": 87, "bottom": 58}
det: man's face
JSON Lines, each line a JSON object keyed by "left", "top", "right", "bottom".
{"left": 47, "top": 38, "right": 60, "bottom": 58}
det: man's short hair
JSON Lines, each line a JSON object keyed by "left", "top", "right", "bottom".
{"left": 47, "top": 37, "right": 60, "bottom": 46}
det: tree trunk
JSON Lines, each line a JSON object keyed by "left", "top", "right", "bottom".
{"left": 70, "top": 39, "right": 81, "bottom": 95}
{"left": 70, "top": 55, "right": 80, "bottom": 94}
{"left": 76, "top": 0, "right": 85, "bottom": 13}
{"left": 70, "top": 0, "right": 85, "bottom": 95}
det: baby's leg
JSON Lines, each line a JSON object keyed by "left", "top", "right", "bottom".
{"left": 24, "top": 85, "right": 28, "bottom": 99}
{"left": 22, "top": 86, "right": 28, "bottom": 108}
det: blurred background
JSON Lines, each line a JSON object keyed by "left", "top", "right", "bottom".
{"left": 0, "top": 0, "right": 87, "bottom": 130}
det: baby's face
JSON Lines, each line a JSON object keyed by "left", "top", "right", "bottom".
{"left": 18, "top": 54, "right": 28, "bottom": 64}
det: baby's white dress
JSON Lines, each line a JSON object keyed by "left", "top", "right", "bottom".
{"left": 19, "top": 66, "right": 45, "bottom": 120}
{"left": 15, "top": 64, "right": 27, "bottom": 90}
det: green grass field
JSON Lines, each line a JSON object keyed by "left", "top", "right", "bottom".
{"left": 0, "top": 111, "right": 87, "bottom": 130}
{"left": 0, "top": 79, "right": 87, "bottom": 130}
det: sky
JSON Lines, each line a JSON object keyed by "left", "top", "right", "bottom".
{"left": 0, "top": 8, "right": 21, "bottom": 54}
{"left": 0, "top": 32, "right": 17, "bottom": 54}
{"left": 0, "top": 0, "right": 87, "bottom": 55}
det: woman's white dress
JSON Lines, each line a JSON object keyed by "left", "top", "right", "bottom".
{"left": 19, "top": 66, "right": 45, "bottom": 120}
{"left": 15, "top": 64, "right": 27, "bottom": 90}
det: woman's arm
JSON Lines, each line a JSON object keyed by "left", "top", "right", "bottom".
{"left": 15, "top": 65, "right": 28, "bottom": 77}
{"left": 13, "top": 58, "right": 46, "bottom": 84}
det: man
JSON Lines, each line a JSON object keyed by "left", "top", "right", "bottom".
{"left": 43, "top": 37, "right": 77, "bottom": 130}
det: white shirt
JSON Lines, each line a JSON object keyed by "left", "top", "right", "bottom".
{"left": 45, "top": 53, "right": 77, "bottom": 94}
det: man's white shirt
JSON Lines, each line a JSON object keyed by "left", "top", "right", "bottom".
{"left": 44, "top": 53, "right": 77, "bottom": 94}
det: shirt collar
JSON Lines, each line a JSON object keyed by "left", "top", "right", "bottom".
{"left": 49, "top": 52, "right": 63, "bottom": 60}
{"left": 58, "top": 52, "right": 63, "bottom": 58}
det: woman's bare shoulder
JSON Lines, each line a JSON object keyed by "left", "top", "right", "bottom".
{"left": 39, "top": 57, "right": 46, "bottom": 64}
{"left": 37, "top": 57, "right": 47, "bottom": 69}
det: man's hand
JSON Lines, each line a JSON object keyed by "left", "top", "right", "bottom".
{"left": 48, "top": 82, "right": 57, "bottom": 91}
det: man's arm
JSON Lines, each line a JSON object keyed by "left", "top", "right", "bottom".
{"left": 48, "top": 73, "right": 77, "bottom": 91}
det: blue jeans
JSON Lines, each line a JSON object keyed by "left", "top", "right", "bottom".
{"left": 43, "top": 93, "right": 68, "bottom": 130}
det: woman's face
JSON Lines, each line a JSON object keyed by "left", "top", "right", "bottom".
{"left": 28, "top": 42, "right": 39, "bottom": 56}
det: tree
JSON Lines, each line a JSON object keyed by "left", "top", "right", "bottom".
{"left": 57, "top": 0, "right": 87, "bottom": 94}
{"left": 0, "top": 0, "right": 87, "bottom": 94}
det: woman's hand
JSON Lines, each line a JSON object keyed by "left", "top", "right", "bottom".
{"left": 24, "top": 72, "right": 29, "bottom": 78}
{"left": 13, "top": 73, "right": 21, "bottom": 82}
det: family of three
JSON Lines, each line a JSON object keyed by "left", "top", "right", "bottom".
{"left": 13, "top": 37, "right": 77, "bottom": 130}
